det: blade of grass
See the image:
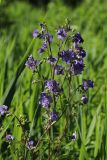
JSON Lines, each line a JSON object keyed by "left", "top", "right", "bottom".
{"left": 2, "top": 38, "right": 35, "bottom": 106}
{"left": 86, "top": 102, "right": 102, "bottom": 145}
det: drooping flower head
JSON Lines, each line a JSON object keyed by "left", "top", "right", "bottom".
{"left": 6, "top": 134, "right": 14, "bottom": 141}
{"left": 0, "top": 105, "right": 8, "bottom": 116}
{"left": 49, "top": 111, "right": 59, "bottom": 121}
{"left": 48, "top": 56, "right": 58, "bottom": 65}
{"left": 26, "top": 140, "right": 34, "bottom": 150}
{"left": 45, "top": 80, "right": 61, "bottom": 95}
{"left": 54, "top": 65, "right": 64, "bottom": 75}
{"left": 25, "top": 55, "right": 39, "bottom": 72}
{"left": 76, "top": 46, "right": 86, "bottom": 58}
{"left": 71, "top": 60, "right": 84, "bottom": 75}
{"left": 57, "top": 28, "right": 67, "bottom": 41}
{"left": 39, "top": 92, "right": 52, "bottom": 108}
{"left": 59, "top": 49, "right": 75, "bottom": 64}
{"left": 72, "top": 32, "right": 84, "bottom": 44}
{"left": 81, "top": 95, "right": 88, "bottom": 104}
{"left": 82, "top": 80, "right": 94, "bottom": 91}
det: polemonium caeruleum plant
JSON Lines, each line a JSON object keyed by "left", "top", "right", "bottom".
{"left": 0, "top": 21, "right": 94, "bottom": 159}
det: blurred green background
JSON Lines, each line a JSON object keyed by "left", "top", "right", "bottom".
{"left": 0, "top": 0, "right": 107, "bottom": 159}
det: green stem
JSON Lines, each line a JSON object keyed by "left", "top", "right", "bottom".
{"left": 34, "top": 108, "right": 66, "bottom": 153}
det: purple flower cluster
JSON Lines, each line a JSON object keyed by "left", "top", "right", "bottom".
{"left": 45, "top": 80, "right": 61, "bottom": 95}
{"left": 25, "top": 22, "right": 94, "bottom": 128}
{"left": 25, "top": 55, "right": 39, "bottom": 72}
{"left": 39, "top": 79, "right": 61, "bottom": 113}
{"left": 49, "top": 112, "right": 59, "bottom": 121}
{"left": 57, "top": 28, "right": 67, "bottom": 41}
{"left": 39, "top": 92, "right": 52, "bottom": 108}
{"left": 71, "top": 60, "right": 85, "bottom": 75}
{"left": 58, "top": 32, "right": 86, "bottom": 75}
{"left": 59, "top": 49, "right": 75, "bottom": 64}
{"left": 39, "top": 33, "right": 53, "bottom": 53}
{"left": 0, "top": 22, "right": 94, "bottom": 151}
{"left": 33, "top": 25, "right": 53, "bottom": 54}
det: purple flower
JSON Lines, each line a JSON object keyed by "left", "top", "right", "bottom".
{"left": 71, "top": 60, "right": 84, "bottom": 75}
{"left": 49, "top": 112, "right": 59, "bottom": 121}
{"left": 39, "top": 48, "right": 45, "bottom": 53}
{"left": 81, "top": 95, "right": 88, "bottom": 104}
{"left": 33, "top": 29, "right": 39, "bottom": 38}
{"left": 6, "top": 134, "right": 14, "bottom": 141}
{"left": 48, "top": 56, "right": 58, "bottom": 65}
{"left": 76, "top": 46, "right": 86, "bottom": 58}
{"left": 25, "top": 55, "right": 39, "bottom": 72}
{"left": 26, "top": 140, "right": 34, "bottom": 150}
{"left": 0, "top": 105, "right": 8, "bottom": 116}
{"left": 45, "top": 33, "right": 53, "bottom": 43}
{"left": 71, "top": 132, "right": 76, "bottom": 141}
{"left": 83, "top": 80, "right": 94, "bottom": 91}
{"left": 72, "top": 32, "right": 84, "bottom": 44}
{"left": 57, "top": 28, "right": 67, "bottom": 41}
{"left": 54, "top": 65, "right": 64, "bottom": 75}
{"left": 40, "top": 33, "right": 53, "bottom": 43}
{"left": 59, "top": 49, "right": 75, "bottom": 64}
{"left": 39, "top": 92, "right": 52, "bottom": 108}
{"left": 39, "top": 42, "right": 48, "bottom": 54}
{"left": 45, "top": 80, "right": 61, "bottom": 94}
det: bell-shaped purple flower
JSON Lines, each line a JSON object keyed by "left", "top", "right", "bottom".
{"left": 76, "top": 46, "right": 86, "bottom": 58}
{"left": 54, "top": 65, "right": 64, "bottom": 75}
{"left": 39, "top": 92, "right": 52, "bottom": 108}
{"left": 81, "top": 95, "right": 88, "bottom": 104}
{"left": 71, "top": 60, "right": 84, "bottom": 75}
{"left": 59, "top": 49, "right": 75, "bottom": 64}
{"left": 49, "top": 111, "right": 59, "bottom": 121}
{"left": 48, "top": 56, "right": 58, "bottom": 65}
{"left": 6, "top": 134, "right": 14, "bottom": 141}
{"left": 57, "top": 28, "right": 67, "bottom": 41}
{"left": 45, "top": 80, "right": 61, "bottom": 95}
{"left": 0, "top": 105, "right": 8, "bottom": 116}
{"left": 72, "top": 32, "right": 84, "bottom": 44}
{"left": 33, "top": 29, "right": 39, "bottom": 38}
{"left": 82, "top": 80, "right": 94, "bottom": 91}
{"left": 25, "top": 55, "right": 39, "bottom": 72}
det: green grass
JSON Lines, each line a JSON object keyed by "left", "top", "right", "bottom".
{"left": 0, "top": 0, "right": 107, "bottom": 159}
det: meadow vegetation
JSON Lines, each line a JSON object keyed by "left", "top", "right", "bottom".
{"left": 0, "top": 0, "right": 107, "bottom": 159}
